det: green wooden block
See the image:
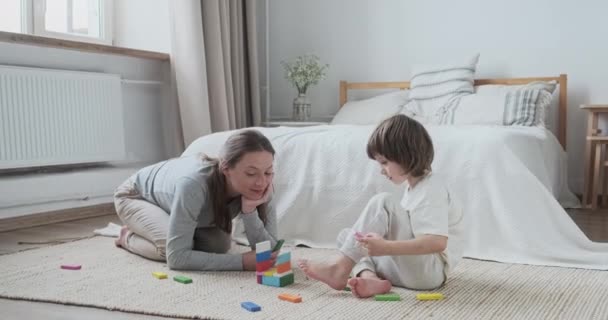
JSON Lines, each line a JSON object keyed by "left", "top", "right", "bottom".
{"left": 374, "top": 293, "right": 401, "bottom": 301}
{"left": 343, "top": 287, "right": 351, "bottom": 292}
{"left": 279, "top": 273, "right": 294, "bottom": 287}
{"left": 173, "top": 275, "right": 192, "bottom": 284}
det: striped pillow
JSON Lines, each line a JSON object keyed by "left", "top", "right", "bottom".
{"left": 401, "top": 54, "right": 479, "bottom": 124}
{"left": 437, "top": 81, "right": 556, "bottom": 127}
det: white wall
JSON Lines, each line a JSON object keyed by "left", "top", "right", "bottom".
{"left": 113, "top": 0, "right": 171, "bottom": 53}
{"left": 0, "top": 42, "right": 179, "bottom": 219}
{"left": 269, "top": 0, "right": 608, "bottom": 192}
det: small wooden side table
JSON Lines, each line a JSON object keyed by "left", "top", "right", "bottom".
{"left": 581, "top": 105, "right": 608, "bottom": 209}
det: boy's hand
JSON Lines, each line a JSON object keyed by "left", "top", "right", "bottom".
{"left": 356, "top": 232, "right": 389, "bottom": 256}
{"left": 242, "top": 184, "right": 273, "bottom": 214}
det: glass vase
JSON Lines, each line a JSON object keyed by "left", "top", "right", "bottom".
{"left": 292, "top": 93, "right": 311, "bottom": 121}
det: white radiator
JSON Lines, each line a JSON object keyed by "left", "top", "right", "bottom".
{"left": 0, "top": 65, "right": 125, "bottom": 169}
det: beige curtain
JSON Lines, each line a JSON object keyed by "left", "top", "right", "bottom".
{"left": 170, "top": 0, "right": 261, "bottom": 146}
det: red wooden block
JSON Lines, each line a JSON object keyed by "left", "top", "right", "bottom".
{"left": 256, "top": 260, "right": 273, "bottom": 272}
{"left": 60, "top": 264, "right": 81, "bottom": 270}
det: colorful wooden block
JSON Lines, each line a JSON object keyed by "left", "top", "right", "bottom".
{"left": 257, "top": 275, "right": 262, "bottom": 284}
{"left": 276, "top": 261, "right": 291, "bottom": 274}
{"left": 276, "top": 251, "right": 291, "bottom": 265}
{"left": 278, "top": 293, "right": 302, "bottom": 303}
{"left": 256, "top": 259, "right": 274, "bottom": 272}
{"left": 280, "top": 273, "right": 295, "bottom": 286}
{"left": 275, "top": 270, "right": 292, "bottom": 277}
{"left": 263, "top": 268, "right": 277, "bottom": 276}
{"left": 374, "top": 293, "right": 401, "bottom": 301}
{"left": 60, "top": 264, "right": 81, "bottom": 270}
{"left": 272, "top": 239, "right": 285, "bottom": 252}
{"left": 262, "top": 272, "right": 294, "bottom": 287}
{"left": 256, "top": 250, "right": 271, "bottom": 262}
{"left": 256, "top": 240, "right": 271, "bottom": 252}
{"left": 262, "top": 276, "right": 280, "bottom": 287}
{"left": 152, "top": 272, "right": 167, "bottom": 279}
{"left": 416, "top": 293, "right": 444, "bottom": 301}
{"left": 173, "top": 275, "right": 192, "bottom": 284}
{"left": 241, "top": 301, "right": 261, "bottom": 312}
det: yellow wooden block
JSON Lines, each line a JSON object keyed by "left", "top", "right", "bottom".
{"left": 416, "top": 293, "right": 444, "bottom": 301}
{"left": 152, "top": 272, "right": 168, "bottom": 279}
{"left": 264, "top": 268, "right": 277, "bottom": 276}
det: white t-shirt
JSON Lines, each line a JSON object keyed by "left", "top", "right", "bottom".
{"left": 400, "top": 172, "right": 465, "bottom": 274}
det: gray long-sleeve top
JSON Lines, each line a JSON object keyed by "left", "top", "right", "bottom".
{"left": 133, "top": 155, "right": 277, "bottom": 271}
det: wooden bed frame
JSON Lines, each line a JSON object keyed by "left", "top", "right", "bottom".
{"left": 339, "top": 75, "right": 568, "bottom": 150}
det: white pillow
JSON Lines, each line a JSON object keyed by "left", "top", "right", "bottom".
{"left": 331, "top": 90, "right": 409, "bottom": 125}
{"left": 436, "top": 81, "right": 557, "bottom": 127}
{"left": 401, "top": 53, "right": 480, "bottom": 124}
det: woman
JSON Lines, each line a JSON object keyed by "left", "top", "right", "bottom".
{"left": 113, "top": 129, "right": 278, "bottom": 271}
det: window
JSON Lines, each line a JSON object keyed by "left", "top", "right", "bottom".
{"left": 0, "top": 0, "right": 113, "bottom": 45}
{"left": 0, "top": 1, "right": 24, "bottom": 33}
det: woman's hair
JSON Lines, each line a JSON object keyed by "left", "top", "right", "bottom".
{"left": 202, "top": 130, "right": 275, "bottom": 233}
{"left": 366, "top": 114, "right": 434, "bottom": 178}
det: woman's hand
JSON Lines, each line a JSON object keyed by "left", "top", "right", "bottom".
{"left": 241, "top": 184, "right": 273, "bottom": 214}
{"left": 356, "top": 232, "right": 390, "bottom": 256}
{"left": 242, "top": 250, "right": 277, "bottom": 271}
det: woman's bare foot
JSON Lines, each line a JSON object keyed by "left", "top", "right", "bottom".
{"left": 298, "top": 258, "right": 352, "bottom": 290}
{"left": 348, "top": 277, "right": 392, "bottom": 298}
{"left": 114, "top": 226, "right": 130, "bottom": 248}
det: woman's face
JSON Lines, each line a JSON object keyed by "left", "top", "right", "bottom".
{"left": 223, "top": 151, "right": 274, "bottom": 200}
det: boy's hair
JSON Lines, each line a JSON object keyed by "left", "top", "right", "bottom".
{"left": 366, "top": 114, "right": 434, "bottom": 177}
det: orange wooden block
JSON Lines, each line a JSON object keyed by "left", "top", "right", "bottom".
{"left": 278, "top": 293, "right": 302, "bottom": 303}
{"left": 276, "top": 261, "right": 291, "bottom": 274}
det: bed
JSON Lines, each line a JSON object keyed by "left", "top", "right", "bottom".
{"left": 183, "top": 75, "right": 608, "bottom": 270}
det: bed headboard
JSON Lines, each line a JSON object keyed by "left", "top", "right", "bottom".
{"left": 339, "top": 74, "right": 568, "bottom": 150}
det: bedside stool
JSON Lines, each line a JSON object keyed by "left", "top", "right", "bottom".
{"left": 581, "top": 105, "right": 608, "bottom": 209}
{"left": 589, "top": 137, "right": 608, "bottom": 209}
{"left": 262, "top": 119, "right": 329, "bottom": 128}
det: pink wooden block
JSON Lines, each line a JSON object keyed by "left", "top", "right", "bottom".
{"left": 61, "top": 264, "right": 82, "bottom": 270}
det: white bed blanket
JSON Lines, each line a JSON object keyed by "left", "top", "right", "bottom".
{"left": 184, "top": 125, "right": 608, "bottom": 270}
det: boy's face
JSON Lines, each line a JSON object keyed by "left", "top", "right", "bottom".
{"left": 374, "top": 155, "right": 407, "bottom": 184}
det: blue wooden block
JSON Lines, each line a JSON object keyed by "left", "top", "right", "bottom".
{"left": 276, "top": 251, "right": 291, "bottom": 265}
{"left": 256, "top": 250, "right": 271, "bottom": 262}
{"left": 241, "top": 301, "right": 261, "bottom": 312}
{"left": 262, "top": 275, "right": 280, "bottom": 287}
{"left": 262, "top": 272, "right": 294, "bottom": 287}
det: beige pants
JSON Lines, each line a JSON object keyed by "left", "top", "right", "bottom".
{"left": 339, "top": 193, "right": 446, "bottom": 290}
{"left": 114, "top": 176, "right": 231, "bottom": 261}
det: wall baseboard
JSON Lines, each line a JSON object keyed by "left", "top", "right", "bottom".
{"left": 0, "top": 203, "right": 116, "bottom": 232}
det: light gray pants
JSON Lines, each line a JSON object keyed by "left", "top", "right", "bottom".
{"left": 339, "top": 193, "right": 446, "bottom": 290}
{"left": 113, "top": 176, "right": 231, "bottom": 261}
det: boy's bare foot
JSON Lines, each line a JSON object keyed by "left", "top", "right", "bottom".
{"left": 348, "top": 277, "right": 392, "bottom": 298}
{"left": 297, "top": 259, "right": 351, "bottom": 290}
{"left": 114, "top": 226, "right": 129, "bottom": 248}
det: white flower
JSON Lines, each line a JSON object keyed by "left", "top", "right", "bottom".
{"left": 281, "top": 54, "right": 329, "bottom": 94}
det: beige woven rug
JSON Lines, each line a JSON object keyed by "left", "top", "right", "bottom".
{"left": 0, "top": 237, "right": 606, "bottom": 320}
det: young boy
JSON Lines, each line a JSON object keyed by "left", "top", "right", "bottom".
{"left": 298, "top": 114, "right": 465, "bottom": 298}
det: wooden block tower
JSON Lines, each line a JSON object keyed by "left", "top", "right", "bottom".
{"left": 255, "top": 240, "right": 294, "bottom": 287}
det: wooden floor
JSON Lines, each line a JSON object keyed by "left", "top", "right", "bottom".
{"left": 0, "top": 209, "right": 606, "bottom": 320}
{"left": 567, "top": 208, "right": 608, "bottom": 242}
